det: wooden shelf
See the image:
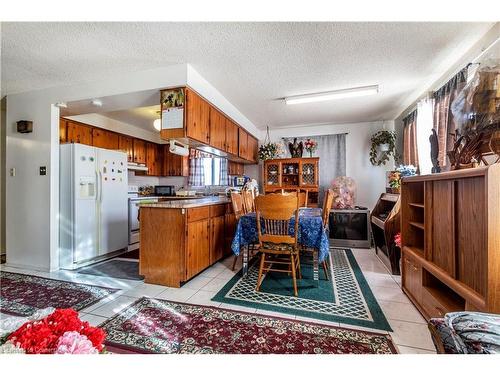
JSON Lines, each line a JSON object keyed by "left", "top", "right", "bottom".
{"left": 409, "top": 203, "right": 425, "bottom": 209}
{"left": 404, "top": 245, "right": 424, "bottom": 257}
{"left": 371, "top": 216, "right": 385, "bottom": 229}
{"left": 409, "top": 221, "right": 425, "bottom": 230}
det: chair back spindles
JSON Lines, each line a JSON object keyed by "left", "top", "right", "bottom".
{"left": 255, "top": 193, "right": 299, "bottom": 248}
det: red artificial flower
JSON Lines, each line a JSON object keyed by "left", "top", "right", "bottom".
{"left": 394, "top": 233, "right": 402, "bottom": 248}
{"left": 7, "top": 308, "right": 106, "bottom": 354}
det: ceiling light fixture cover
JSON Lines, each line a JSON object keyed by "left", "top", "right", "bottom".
{"left": 285, "top": 85, "right": 379, "bottom": 105}
{"left": 153, "top": 118, "right": 162, "bottom": 131}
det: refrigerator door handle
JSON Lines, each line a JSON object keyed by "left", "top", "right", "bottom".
{"left": 97, "top": 170, "right": 103, "bottom": 203}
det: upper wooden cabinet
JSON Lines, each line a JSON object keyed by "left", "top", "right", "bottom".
{"left": 66, "top": 121, "right": 92, "bottom": 145}
{"left": 225, "top": 118, "right": 239, "bottom": 155}
{"left": 238, "top": 128, "right": 248, "bottom": 160}
{"left": 118, "top": 135, "right": 134, "bottom": 162}
{"left": 209, "top": 107, "right": 226, "bottom": 151}
{"left": 186, "top": 89, "right": 210, "bottom": 144}
{"left": 133, "top": 139, "right": 147, "bottom": 164}
{"left": 92, "top": 128, "right": 119, "bottom": 150}
{"left": 59, "top": 119, "right": 68, "bottom": 143}
{"left": 145, "top": 142, "right": 163, "bottom": 176}
{"left": 160, "top": 87, "right": 257, "bottom": 164}
{"left": 228, "top": 161, "right": 244, "bottom": 176}
{"left": 247, "top": 135, "right": 258, "bottom": 163}
{"left": 163, "top": 144, "right": 189, "bottom": 177}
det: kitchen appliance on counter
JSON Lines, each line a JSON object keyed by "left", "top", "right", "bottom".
{"left": 154, "top": 185, "right": 176, "bottom": 197}
{"left": 59, "top": 143, "right": 128, "bottom": 269}
{"left": 128, "top": 186, "right": 159, "bottom": 251}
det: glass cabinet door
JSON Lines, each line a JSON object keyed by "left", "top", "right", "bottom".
{"left": 300, "top": 160, "right": 318, "bottom": 187}
{"left": 265, "top": 162, "right": 281, "bottom": 186}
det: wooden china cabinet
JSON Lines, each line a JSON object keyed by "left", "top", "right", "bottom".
{"left": 263, "top": 157, "right": 320, "bottom": 207}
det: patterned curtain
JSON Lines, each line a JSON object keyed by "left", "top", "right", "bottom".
{"left": 188, "top": 149, "right": 205, "bottom": 186}
{"left": 219, "top": 158, "right": 231, "bottom": 186}
{"left": 403, "top": 110, "right": 418, "bottom": 168}
{"left": 432, "top": 67, "right": 468, "bottom": 170}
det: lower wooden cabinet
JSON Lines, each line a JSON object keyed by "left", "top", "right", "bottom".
{"left": 186, "top": 219, "right": 211, "bottom": 280}
{"left": 210, "top": 215, "right": 226, "bottom": 264}
{"left": 140, "top": 203, "right": 236, "bottom": 287}
{"left": 402, "top": 252, "right": 422, "bottom": 305}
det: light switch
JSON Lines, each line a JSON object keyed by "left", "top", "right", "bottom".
{"left": 10, "top": 168, "right": 15, "bottom": 177}
{"left": 40, "top": 166, "right": 47, "bottom": 176}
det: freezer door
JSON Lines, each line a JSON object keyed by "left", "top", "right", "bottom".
{"left": 72, "top": 144, "right": 99, "bottom": 263}
{"left": 97, "top": 148, "right": 129, "bottom": 255}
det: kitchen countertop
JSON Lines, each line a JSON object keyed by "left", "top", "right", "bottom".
{"left": 139, "top": 196, "right": 230, "bottom": 209}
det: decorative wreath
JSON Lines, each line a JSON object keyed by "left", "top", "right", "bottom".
{"left": 369, "top": 130, "right": 396, "bottom": 166}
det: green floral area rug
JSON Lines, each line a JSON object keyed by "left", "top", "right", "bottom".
{"left": 212, "top": 248, "right": 392, "bottom": 331}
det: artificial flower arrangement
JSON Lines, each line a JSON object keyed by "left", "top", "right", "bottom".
{"left": 304, "top": 139, "right": 318, "bottom": 157}
{"left": 331, "top": 176, "right": 356, "bottom": 209}
{"left": 258, "top": 142, "right": 284, "bottom": 161}
{"left": 388, "top": 164, "right": 417, "bottom": 191}
{"left": 0, "top": 308, "right": 106, "bottom": 354}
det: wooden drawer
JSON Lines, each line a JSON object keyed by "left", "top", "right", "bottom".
{"left": 187, "top": 207, "right": 210, "bottom": 222}
{"left": 421, "top": 287, "right": 447, "bottom": 319}
{"left": 210, "top": 204, "right": 226, "bottom": 217}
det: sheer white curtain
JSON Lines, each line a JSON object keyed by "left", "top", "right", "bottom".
{"left": 416, "top": 97, "right": 434, "bottom": 175}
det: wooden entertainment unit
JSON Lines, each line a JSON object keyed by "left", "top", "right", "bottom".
{"left": 400, "top": 164, "right": 500, "bottom": 319}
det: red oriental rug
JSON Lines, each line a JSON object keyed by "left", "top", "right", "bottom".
{"left": 100, "top": 297, "right": 398, "bottom": 354}
{"left": 0, "top": 271, "right": 118, "bottom": 316}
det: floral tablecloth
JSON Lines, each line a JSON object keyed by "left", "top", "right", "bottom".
{"left": 231, "top": 208, "right": 330, "bottom": 262}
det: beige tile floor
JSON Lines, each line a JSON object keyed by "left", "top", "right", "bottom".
{"left": 0, "top": 248, "right": 436, "bottom": 354}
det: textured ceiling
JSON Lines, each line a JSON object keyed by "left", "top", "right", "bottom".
{"left": 1, "top": 22, "right": 494, "bottom": 128}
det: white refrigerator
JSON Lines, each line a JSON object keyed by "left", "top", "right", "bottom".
{"left": 59, "top": 143, "right": 128, "bottom": 269}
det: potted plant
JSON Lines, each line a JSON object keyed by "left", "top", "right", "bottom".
{"left": 258, "top": 142, "right": 284, "bottom": 161}
{"left": 369, "top": 130, "right": 396, "bottom": 166}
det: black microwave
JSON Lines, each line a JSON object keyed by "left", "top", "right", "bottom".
{"left": 154, "top": 185, "right": 176, "bottom": 196}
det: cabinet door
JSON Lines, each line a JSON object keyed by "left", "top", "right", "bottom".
{"left": 209, "top": 107, "right": 226, "bottom": 151}
{"left": 164, "top": 144, "right": 189, "bottom": 176}
{"left": 133, "top": 139, "right": 146, "bottom": 164}
{"left": 92, "top": 128, "right": 119, "bottom": 149}
{"left": 225, "top": 118, "right": 239, "bottom": 155}
{"left": 186, "top": 89, "right": 210, "bottom": 144}
{"left": 146, "top": 142, "right": 161, "bottom": 176}
{"left": 59, "top": 118, "right": 68, "bottom": 143}
{"left": 210, "top": 215, "right": 226, "bottom": 264}
{"left": 118, "top": 135, "right": 134, "bottom": 162}
{"left": 238, "top": 128, "right": 248, "bottom": 160}
{"left": 247, "top": 135, "right": 258, "bottom": 163}
{"left": 68, "top": 121, "right": 92, "bottom": 145}
{"left": 186, "top": 219, "right": 210, "bottom": 279}
{"left": 402, "top": 255, "right": 422, "bottom": 304}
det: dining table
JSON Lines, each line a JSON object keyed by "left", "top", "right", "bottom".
{"left": 231, "top": 207, "right": 330, "bottom": 282}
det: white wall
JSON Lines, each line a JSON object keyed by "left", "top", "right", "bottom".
{"left": 5, "top": 63, "right": 258, "bottom": 272}
{"left": 253, "top": 121, "right": 395, "bottom": 210}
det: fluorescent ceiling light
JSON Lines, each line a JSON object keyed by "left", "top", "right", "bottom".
{"left": 284, "top": 85, "right": 379, "bottom": 105}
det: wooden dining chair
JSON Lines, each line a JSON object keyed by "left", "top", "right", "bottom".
{"left": 230, "top": 191, "right": 259, "bottom": 271}
{"left": 280, "top": 189, "right": 308, "bottom": 207}
{"left": 255, "top": 193, "right": 301, "bottom": 297}
{"left": 300, "top": 189, "right": 335, "bottom": 280}
{"left": 241, "top": 189, "right": 255, "bottom": 213}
